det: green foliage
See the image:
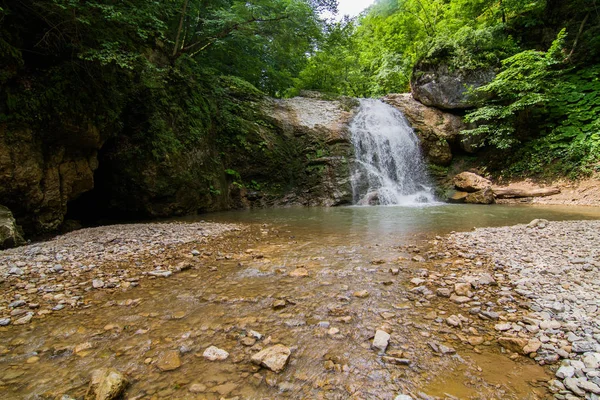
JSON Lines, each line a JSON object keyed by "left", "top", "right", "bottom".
{"left": 462, "top": 30, "right": 567, "bottom": 149}
{"left": 421, "top": 25, "right": 519, "bottom": 72}
{"left": 464, "top": 30, "right": 600, "bottom": 176}
{"left": 0, "top": 0, "right": 334, "bottom": 175}
{"left": 294, "top": 0, "right": 545, "bottom": 96}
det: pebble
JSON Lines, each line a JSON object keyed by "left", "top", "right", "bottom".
{"left": 557, "top": 366, "right": 576, "bottom": 379}
{"left": 14, "top": 313, "right": 33, "bottom": 325}
{"left": 148, "top": 270, "right": 172, "bottom": 278}
{"left": 156, "top": 350, "right": 182, "bottom": 371}
{"left": 9, "top": 300, "right": 26, "bottom": 308}
{"left": 353, "top": 290, "right": 369, "bottom": 298}
{"left": 454, "top": 282, "right": 471, "bottom": 296}
{"left": 494, "top": 323, "right": 512, "bottom": 331}
{"left": 92, "top": 279, "right": 105, "bottom": 289}
{"left": 450, "top": 294, "right": 471, "bottom": 304}
{"left": 203, "top": 346, "right": 229, "bottom": 361}
{"left": 86, "top": 368, "right": 128, "bottom": 400}
{"left": 372, "top": 330, "right": 390, "bottom": 352}
{"left": 9, "top": 267, "right": 24, "bottom": 275}
{"left": 189, "top": 383, "right": 207, "bottom": 393}
{"left": 272, "top": 299, "right": 286, "bottom": 309}
{"left": 446, "top": 315, "right": 461, "bottom": 327}
{"left": 251, "top": 344, "right": 291, "bottom": 373}
{"left": 289, "top": 268, "right": 309, "bottom": 277}
{"left": 328, "top": 327, "right": 340, "bottom": 336}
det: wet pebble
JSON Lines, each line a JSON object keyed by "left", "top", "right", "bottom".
{"left": 203, "top": 346, "right": 229, "bottom": 361}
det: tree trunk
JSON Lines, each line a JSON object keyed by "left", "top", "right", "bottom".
{"left": 492, "top": 187, "right": 561, "bottom": 198}
{"left": 172, "top": 0, "right": 189, "bottom": 57}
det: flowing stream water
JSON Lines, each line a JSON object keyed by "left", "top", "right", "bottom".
{"left": 350, "top": 99, "right": 436, "bottom": 206}
{"left": 2, "top": 205, "right": 600, "bottom": 399}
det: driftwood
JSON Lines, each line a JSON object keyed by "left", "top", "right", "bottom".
{"left": 492, "top": 186, "right": 560, "bottom": 199}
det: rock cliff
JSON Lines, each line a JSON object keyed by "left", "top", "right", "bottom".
{"left": 382, "top": 93, "right": 467, "bottom": 166}
{"left": 248, "top": 96, "right": 357, "bottom": 207}
{"left": 411, "top": 64, "right": 495, "bottom": 110}
{"left": 0, "top": 123, "right": 104, "bottom": 234}
{"left": 1, "top": 92, "right": 472, "bottom": 242}
{"left": 0, "top": 95, "right": 358, "bottom": 240}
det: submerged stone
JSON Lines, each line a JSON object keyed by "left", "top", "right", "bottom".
{"left": 251, "top": 344, "right": 291, "bottom": 373}
{"left": 203, "top": 346, "right": 229, "bottom": 361}
{"left": 372, "top": 330, "right": 390, "bottom": 352}
{"left": 156, "top": 350, "right": 181, "bottom": 371}
{"left": 85, "top": 368, "right": 128, "bottom": 400}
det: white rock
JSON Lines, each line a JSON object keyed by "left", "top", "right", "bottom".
{"left": 494, "top": 323, "right": 512, "bottom": 331}
{"left": 202, "top": 346, "right": 229, "bottom": 361}
{"left": 564, "top": 377, "right": 586, "bottom": 396}
{"left": 556, "top": 365, "right": 575, "bottom": 379}
{"left": 583, "top": 353, "right": 600, "bottom": 369}
{"left": 251, "top": 344, "right": 291, "bottom": 373}
{"left": 540, "top": 320, "right": 561, "bottom": 330}
{"left": 372, "top": 330, "right": 391, "bottom": 352}
{"left": 248, "top": 330, "right": 263, "bottom": 340}
{"left": 577, "top": 379, "right": 600, "bottom": 395}
{"left": 148, "top": 270, "right": 172, "bottom": 278}
{"left": 446, "top": 315, "right": 461, "bottom": 327}
{"left": 92, "top": 279, "right": 105, "bottom": 289}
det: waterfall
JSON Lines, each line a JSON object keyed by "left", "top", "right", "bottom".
{"left": 350, "top": 99, "right": 436, "bottom": 205}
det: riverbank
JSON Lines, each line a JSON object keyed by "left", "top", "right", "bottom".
{"left": 419, "top": 219, "right": 600, "bottom": 399}
{"left": 494, "top": 177, "right": 600, "bottom": 207}
{"left": 0, "top": 222, "right": 241, "bottom": 326}
{"left": 1, "top": 211, "right": 599, "bottom": 399}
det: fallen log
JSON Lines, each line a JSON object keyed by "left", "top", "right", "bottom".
{"left": 492, "top": 186, "right": 560, "bottom": 199}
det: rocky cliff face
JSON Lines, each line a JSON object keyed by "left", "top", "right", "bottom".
{"left": 1, "top": 93, "right": 470, "bottom": 243}
{"left": 382, "top": 93, "right": 468, "bottom": 166}
{"left": 411, "top": 64, "right": 495, "bottom": 110}
{"left": 250, "top": 96, "right": 357, "bottom": 207}
{"left": 0, "top": 205, "right": 25, "bottom": 249}
{"left": 0, "top": 95, "right": 357, "bottom": 241}
{"left": 0, "top": 123, "right": 104, "bottom": 234}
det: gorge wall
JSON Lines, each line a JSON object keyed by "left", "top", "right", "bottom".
{"left": 0, "top": 91, "right": 467, "bottom": 244}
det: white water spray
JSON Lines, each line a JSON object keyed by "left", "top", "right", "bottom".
{"left": 350, "top": 99, "right": 436, "bottom": 205}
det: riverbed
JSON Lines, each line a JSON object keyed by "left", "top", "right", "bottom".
{"left": 1, "top": 204, "right": 600, "bottom": 399}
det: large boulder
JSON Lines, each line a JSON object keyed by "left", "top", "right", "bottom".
{"left": 0, "top": 205, "right": 25, "bottom": 249}
{"left": 465, "top": 188, "right": 495, "bottom": 204}
{"left": 383, "top": 93, "right": 466, "bottom": 166}
{"left": 453, "top": 172, "right": 492, "bottom": 192}
{"left": 411, "top": 64, "right": 495, "bottom": 110}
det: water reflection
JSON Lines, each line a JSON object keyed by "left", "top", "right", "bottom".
{"left": 186, "top": 204, "right": 600, "bottom": 242}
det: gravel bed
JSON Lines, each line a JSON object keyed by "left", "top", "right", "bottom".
{"left": 0, "top": 222, "right": 241, "bottom": 326}
{"left": 443, "top": 219, "right": 600, "bottom": 400}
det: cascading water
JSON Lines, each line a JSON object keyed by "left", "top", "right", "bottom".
{"left": 350, "top": 98, "right": 436, "bottom": 205}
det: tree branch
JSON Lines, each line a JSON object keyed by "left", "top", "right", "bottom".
{"left": 177, "top": 14, "right": 289, "bottom": 58}
{"left": 565, "top": 13, "right": 590, "bottom": 62}
{"left": 172, "top": 0, "right": 189, "bottom": 57}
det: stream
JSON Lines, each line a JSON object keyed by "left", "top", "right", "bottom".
{"left": 2, "top": 204, "right": 600, "bottom": 399}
